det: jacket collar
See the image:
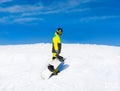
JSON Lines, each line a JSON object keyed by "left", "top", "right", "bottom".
{"left": 55, "top": 32, "right": 59, "bottom": 37}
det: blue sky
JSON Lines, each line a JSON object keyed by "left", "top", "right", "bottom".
{"left": 0, "top": 0, "right": 120, "bottom": 46}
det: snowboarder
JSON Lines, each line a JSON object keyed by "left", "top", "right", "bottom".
{"left": 52, "top": 28, "right": 63, "bottom": 61}
{"left": 51, "top": 28, "right": 64, "bottom": 75}
{"left": 41, "top": 28, "right": 65, "bottom": 79}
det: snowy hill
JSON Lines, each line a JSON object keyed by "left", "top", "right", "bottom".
{"left": 0, "top": 43, "right": 120, "bottom": 91}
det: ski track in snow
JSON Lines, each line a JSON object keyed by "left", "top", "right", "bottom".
{"left": 0, "top": 43, "right": 120, "bottom": 91}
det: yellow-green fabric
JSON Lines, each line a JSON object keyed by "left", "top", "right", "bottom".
{"left": 52, "top": 32, "right": 61, "bottom": 58}
{"left": 52, "top": 32, "right": 61, "bottom": 51}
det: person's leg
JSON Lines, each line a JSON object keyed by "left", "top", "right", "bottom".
{"left": 52, "top": 53, "right": 60, "bottom": 75}
{"left": 52, "top": 53, "right": 57, "bottom": 62}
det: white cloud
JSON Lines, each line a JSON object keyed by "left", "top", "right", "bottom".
{"left": 65, "top": 8, "right": 90, "bottom": 13}
{"left": 0, "top": 0, "right": 12, "bottom": 4}
{"left": 80, "top": 15, "right": 120, "bottom": 22}
{"left": 40, "top": 0, "right": 95, "bottom": 14}
{"left": 0, "top": 0, "right": 93, "bottom": 14}
{"left": 0, "top": 16, "right": 43, "bottom": 24}
{"left": 0, "top": 5, "right": 43, "bottom": 13}
{"left": 20, "top": 0, "right": 91, "bottom": 17}
{"left": 0, "top": 17, "right": 8, "bottom": 23}
{"left": 0, "top": 0, "right": 97, "bottom": 24}
{"left": 13, "top": 17, "right": 43, "bottom": 23}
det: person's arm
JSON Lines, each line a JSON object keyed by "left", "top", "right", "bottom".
{"left": 53, "top": 37, "right": 58, "bottom": 52}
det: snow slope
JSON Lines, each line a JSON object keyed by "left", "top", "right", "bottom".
{"left": 0, "top": 43, "right": 120, "bottom": 91}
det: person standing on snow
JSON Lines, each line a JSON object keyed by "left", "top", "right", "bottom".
{"left": 48, "top": 28, "right": 64, "bottom": 75}
{"left": 52, "top": 28, "right": 63, "bottom": 61}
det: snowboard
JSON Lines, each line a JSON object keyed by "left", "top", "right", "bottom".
{"left": 41, "top": 56, "right": 65, "bottom": 80}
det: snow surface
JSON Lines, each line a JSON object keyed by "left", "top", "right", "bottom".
{"left": 0, "top": 43, "right": 120, "bottom": 91}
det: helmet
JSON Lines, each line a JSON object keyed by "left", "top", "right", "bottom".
{"left": 56, "top": 28, "right": 63, "bottom": 35}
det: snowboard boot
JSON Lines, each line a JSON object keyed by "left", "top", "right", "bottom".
{"left": 57, "top": 55, "right": 65, "bottom": 62}
{"left": 48, "top": 64, "right": 54, "bottom": 72}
